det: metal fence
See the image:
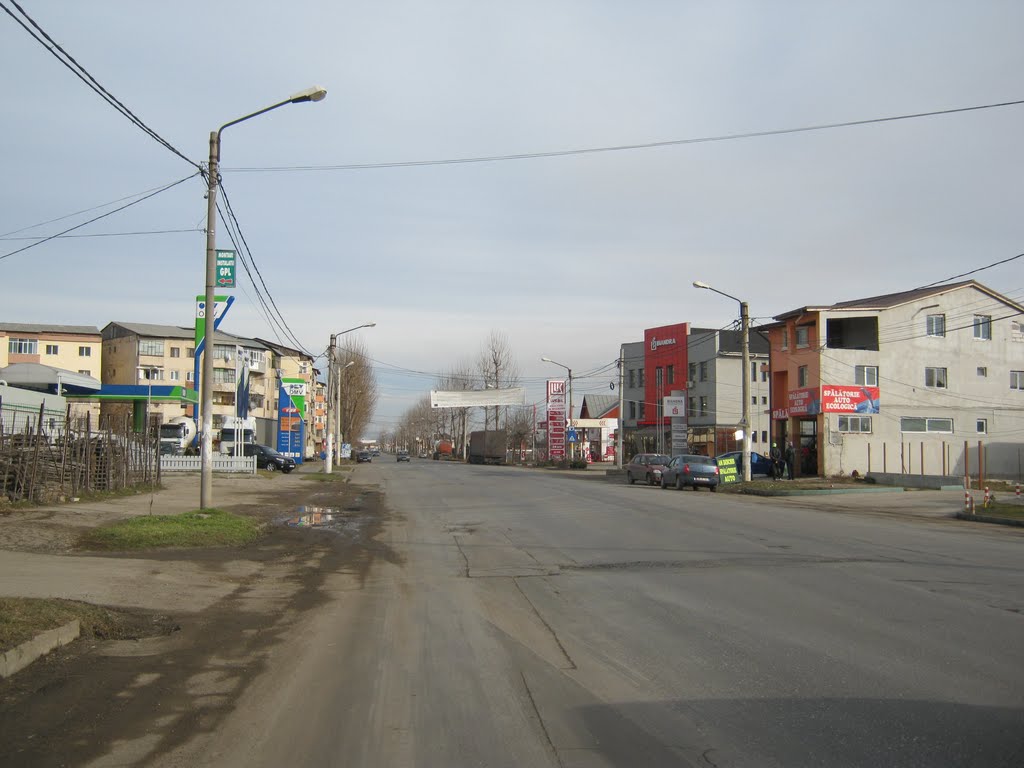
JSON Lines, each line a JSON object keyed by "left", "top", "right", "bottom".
{"left": 160, "top": 455, "right": 255, "bottom": 474}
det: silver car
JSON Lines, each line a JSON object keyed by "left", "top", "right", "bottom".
{"left": 660, "top": 454, "right": 720, "bottom": 491}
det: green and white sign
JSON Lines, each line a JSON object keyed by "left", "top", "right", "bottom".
{"left": 216, "top": 250, "right": 236, "bottom": 288}
{"left": 717, "top": 456, "right": 740, "bottom": 484}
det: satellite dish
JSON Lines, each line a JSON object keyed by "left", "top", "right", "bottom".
{"left": 609, "top": 382, "right": 615, "bottom": 390}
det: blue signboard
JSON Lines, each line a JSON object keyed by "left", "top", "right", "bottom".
{"left": 277, "top": 377, "right": 306, "bottom": 462}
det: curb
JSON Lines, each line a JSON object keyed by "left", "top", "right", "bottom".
{"left": 0, "top": 619, "right": 81, "bottom": 678}
{"left": 734, "top": 487, "right": 904, "bottom": 497}
{"left": 955, "top": 512, "right": 1024, "bottom": 528}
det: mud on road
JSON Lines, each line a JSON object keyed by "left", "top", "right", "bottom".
{"left": 0, "top": 476, "right": 397, "bottom": 768}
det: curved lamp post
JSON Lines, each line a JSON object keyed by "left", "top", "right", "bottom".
{"left": 692, "top": 280, "right": 751, "bottom": 482}
{"left": 200, "top": 86, "right": 327, "bottom": 509}
{"left": 326, "top": 323, "right": 375, "bottom": 471}
{"left": 541, "top": 356, "right": 574, "bottom": 461}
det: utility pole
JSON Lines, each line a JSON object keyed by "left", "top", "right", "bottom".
{"left": 617, "top": 347, "right": 624, "bottom": 468}
{"left": 740, "top": 300, "right": 752, "bottom": 482}
{"left": 325, "top": 334, "right": 336, "bottom": 473}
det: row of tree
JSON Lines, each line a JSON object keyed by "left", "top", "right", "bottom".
{"left": 380, "top": 330, "right": 539, "bottom": 460}
{"left": 331, "top": 336, "right": 378, "bottom": 449}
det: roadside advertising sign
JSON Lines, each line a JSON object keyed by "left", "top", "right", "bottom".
{"left": 215, "top": 250, "right": 236, "bottom": 288}
{"left": 717, "top": 455, "right": 739, "bottom": 483}
{"left": 787, "top": 387, "right": 821, "bottom": 416}
{"left": 820, "top": 385, "right": 880, "bottom": 413}
{"left": 547, "top": 379, "right": 566, "bottom": 461}
{"left": 277, "top": 377, "right": 307, "bottom": 462}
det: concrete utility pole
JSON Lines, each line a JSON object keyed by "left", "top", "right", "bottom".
{"left": 617, "top": 346, "right": 624, "bottom": 468}
{"left": 199, "top": 86, "right": 327, "bottom": 510}
{"left": 693, "top": 281, "right": 752, "bottom": 482}
{"left": 325, "top": 324, "right": 374, "bottom": 470}
{"left": 325, "top": 334, "right": 336, "bottom": 473}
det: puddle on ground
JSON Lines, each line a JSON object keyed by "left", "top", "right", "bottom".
{"left": 282, "top": 505, "right": 368, "bottom": 534}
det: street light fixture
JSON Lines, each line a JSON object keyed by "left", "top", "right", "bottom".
{"left": 541, "top": 356, "right": 575, "bottom": 461}
{"left": 693, "top": 280, "right": 751, "bottom": 482}
{"left": 326, "top": 323, "right": 375, "bottom": 472}
{"left": 199, "top": 86, "right": 327, "bottom": 510}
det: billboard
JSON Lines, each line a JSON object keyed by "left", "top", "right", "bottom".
{"left": 546, "top": 379, "right": 566, "bottom": 461}
{"left": 788, "top": 387, "right": 821, "bottom": 416}
{"left": 431, "top": 387, "right": 526, "bottom": 408}
{"left": 820, "top": 385, "right": 880, "bottom": 414}
{"left": 277, "top": 377, "right": 307, "bottom": 461}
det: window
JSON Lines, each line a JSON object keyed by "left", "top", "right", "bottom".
{"left": 838, "top": 416, "right": 872, "bottom": 433}
{"left": 925, "top": 367, "right": 947, "bottom": 388}
{"left": 251, "top": 350, "right": 266, "bottom": 367}
{"left": 855, "top": 365, "right": 878, "bottom": 386}
{"left": 782, "top": 329, "right": 789, "bottom": 349}
{"left": 1011, "top": 371, "right": 1024, "bottom": 390}
{"left": 639, "top": 401, "right": 646, "bottom": 419}
{"left": 170, "top": 370, "right": 180, "bottom": 381}
{"left": 977, "top": 367, "right": 987, "bottom": 377}
{"left": 761, "top": 430, "right": 768, "bottom": 444}
{"left": 926, "top": 314, "right": 945, "bottom": 337}
{"left": 699, "top": 396, "right": 708, "bottom": 416}
{"left": 798, "top": 365, "right": 809, "bottom": 387}
{"left": 170, "top": 347, "right": 181, "bottom": 358}
{"left": 638, "top": 368, "right": 645, "bottom": 386}
{"left": 751, "top": 432, "right": 758, "bottom": 444}
{"left": 186, "top": 371, "right": 194, "bottom": 382}
{"left": 628, "top": 401, "right": 636, "bottom": 419}
{"left": 667, "top": 365, "right": 674, "bottom": 385}
{"left": 187, "top": 347, "right": 195, "bottom": 358}
{"left": 8, "top": 338, "right": 37, "bottom": 355}
{"left": 761, "top": 396, "right": 768, "bottom": 405}
{"left": 900, "top": 417, "right": 953, "bottom": 433}
{"left": 139, "top": 368, "right": 164, "bottom": 381}
{"left": 796, "top": 327, "right": 809, "bottom": 348}
{"left": 751, "top": 396, "right": 757, "bottom": 405}
{"left": 78, "top": 369, "right": 91, "bottom": 376}
{"left": 687, "top": 397, "right": 695, "bottom": 417}
{"left": 750, "top": 361, "right": 757, "bottom": 382}
{"left": 78, "top": 346, "right": 91, "bottom": 357}
{"left": 973, "top": 315, "right": 992, "bottom": 340}
{"left": 699, "top": 361, "right": 708, "bottom": 382}
{"left": 655, "top": 367, "right": 663, "bottom": 387}
{"left": 213, "top": 345, "right": 233, "bottom": 360}
{"left": 213, "top": 368, "right": 236, "bottom": 384}
{"left": 45, "top": 344, "right": 59, "bottom": 355}
{"left": 761, "top": 369, "right": 768, "bottom": 382}
{"left": 688, "top": 363, "right": 697, "bottom": 382}
{"left": 628, "top": 369, "right": 636, "bottom": 388}
{"left": 139, "top": 340, "right": 164, "bottom": 356}
{"left": 976, "top": 419, "right": 987, "bottom": 435}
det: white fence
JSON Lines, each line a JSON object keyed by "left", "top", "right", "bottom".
{"left": 160, "top": 455, "right": 256, "bottom": 474}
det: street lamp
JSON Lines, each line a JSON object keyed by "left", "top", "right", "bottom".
{"left": 541, "top": 356, "right": 574, "bottom": 461}
{"left": 200, "top": 86, "right": 327, "bottom": 509}
{"left": 326, "top": 323, "right": 375, "bottom": 472}
{"left": 693, "top": 280, "right": 751, "bottom": 482}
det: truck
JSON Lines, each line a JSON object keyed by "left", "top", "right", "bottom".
{"left": 158, "top": 416, "right": 197, "bottom": 455}
{"left": 468, "top": 430, "right": 507, "bottom": 465}
{"left": 432, "top": 438, "right": 455, "bottom": 461}
{"left": 219, "top": 416, "right": 257, "bottom": 454}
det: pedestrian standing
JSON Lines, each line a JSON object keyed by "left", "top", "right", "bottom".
{"left": 769, "top": 442, "right": 783, "bottom": 480}
{"left": 785, "top": 442, "right": 795, "bottom": 480}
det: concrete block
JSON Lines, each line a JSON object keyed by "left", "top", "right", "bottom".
{"left": 0, "top": 619, "right": 80, "bottom": 678}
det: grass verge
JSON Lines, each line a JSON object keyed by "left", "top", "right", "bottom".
{"left": 80, "top": 508, "right": 263, "bottom": 551}
{"left": 0, "top": 598, "right": 168, "bottom": 654}
{"left": 971, "top": 502, "right": 1024, "bottom": 521}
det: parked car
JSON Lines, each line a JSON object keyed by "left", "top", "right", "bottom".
{"left": 661, "top": 454, "right": 720, "bottom": 491}
{"left": 356, "top": 450, "right": 372, "bottom": 463}
{"left": 397, "top": 450, "right": 410, "bottom": 462}
{"left": 625, "top": 454, "right": 672, "bottom": 486}
{"left": 715, "top": 450, "right": 774, "bottom": 477}
{"left": 242, "top": 443, "right": 296, "bottom": 473}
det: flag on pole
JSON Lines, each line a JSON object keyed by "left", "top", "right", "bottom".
{"left": 235, "top": 346, "right": 252, "bottom": 418}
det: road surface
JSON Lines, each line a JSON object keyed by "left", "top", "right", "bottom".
{"left": 154, "top": 460, "right": 1024, "bottom": 767}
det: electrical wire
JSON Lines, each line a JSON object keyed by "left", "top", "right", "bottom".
{"left": 0, "top": 172, "right": 200, "bottom": 262}
{"left": 0, "top": 228, "right": 199, "bottom": 241}
{"left": 224, "top": 98, "right": 1024, "bottom": 174}
{"left": 1, "top": 1, "right": 199, "bottom": 169}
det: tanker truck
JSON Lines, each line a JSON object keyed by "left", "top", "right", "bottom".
{"left": 158, "top": 416, "right": 197, "bottom": 455}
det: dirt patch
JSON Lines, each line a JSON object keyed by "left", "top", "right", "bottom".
{"left": 0, "top": 474, "right": 398, "bottom": 767}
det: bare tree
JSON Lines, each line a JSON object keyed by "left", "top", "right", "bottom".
{"left": 338, "top": 337, "right": 378, "bottom": 446}
{"left": 477, "top": 330, "right": 519, "bottom": 433}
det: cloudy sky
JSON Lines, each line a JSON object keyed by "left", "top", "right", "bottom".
{"left": 2, "top": 1, "right": 1021, "bottom": 435}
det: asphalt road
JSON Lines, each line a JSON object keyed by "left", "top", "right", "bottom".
{"left": 156, "top": 460, "right": 1024, "bottom": 768}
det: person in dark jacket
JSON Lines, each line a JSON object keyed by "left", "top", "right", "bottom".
{"left": 769, "top": 442, "right": 783, "bottom": 480}
{"left": 784, "top": 442, "right": 795, "bottom": 480}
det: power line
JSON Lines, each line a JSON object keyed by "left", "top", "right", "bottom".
{"left": 915, "top": 253, "right": 1024, "bottom": 290}
{"left": 0, "top": 173, "right": 200, "bottom": 262}
{"left": 1, "top": 0, "right": 199, "bottom": 169}
{"left": 0, "top": 228, "right": 198, "bottom": 241}
{"left": 225, "top": 98, "right": 1024, "bottom": 173}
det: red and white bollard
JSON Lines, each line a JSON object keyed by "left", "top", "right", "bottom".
{"left": 969, "top": 495, "right": 976, "bottom": 514}
{"left": 984, "top": 487, "right": 991, "bottom": 509}
{"left": 1016, "top": 483, "right": 1020, "bottom": 501}
{"left": 964, "top": 488, "right": 971, "bottom": 512}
